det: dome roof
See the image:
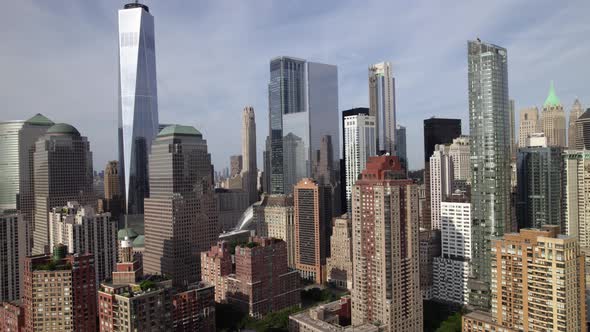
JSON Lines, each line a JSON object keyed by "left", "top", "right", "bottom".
{"left": 543, "top": 81, "right": 561, "bottom": 107}
{"left": 25, "top": 113, "right": 54, "bottom": 126}
{"left": 157, "top": 125, "right": 201, "bottom": 138}
{"left": 132, "top": 235, "right": 145, "bottom": 247}
{"left": 46, "top": 123, "right": 80, "bottom": 136}
{"left": 117, "top": 227, "right": 139, "bottom": 240}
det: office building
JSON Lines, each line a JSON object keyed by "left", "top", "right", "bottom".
{"left": 518, "top": 107, "right": 540, "bottom": 147}
{"left": 0, "top": 120, "right": 25, "bottom": 211}
{"left": 98, "top": 238, "right": 174, "bottom": 332}
{"left": 326, "top": 215, "right": 353, "bottom": 289}
{"left": 48, "top": 201, "right": 117, "bottom": 284}
{"left": 541, "top": 81, "right": 567, "bottom": 147}
{"left": 144, "top": 125, "right": 218, "bottom": 286}
{"left": 230, "top": 155, "right": 243, "bottom": 178}
{"left": 419, "top": 229, "right": 441, "bottom": 300}
{"left": 509, "top": 99, "right": 516, "bottom": 157}
{"left": 467, "top": 227, "right": 586, "bottom": 332}
{"left": 268, "top": 56, "right": 339, "bottom": 195}
{"left": 433, "top": 192, "right": 471, "bottom": 305}
{"left": 351, "top": 156, "right": 422, "bottom": 331}
{"left": 430, "top": 144, "right": 453, "bottom": 230}
{"left": 340, "top": 108, "right": 369, "bottom": 212}
{"left": 516, "top": 134, "right": 563, "bottom": 229}
{"left": 294, "top": 178, "right": 329, "bottom": 283}
{"left": 467, "top": 40, "right": 512, "bottom": 308}
{"left": 23, "top": 245, "right": 96, "bottom": 332}
{"left": 369, "top": 62, "right": 396, "bottom": 154}
{"left": 241, "top": 106, "right": 258, "bottom": 205}
{"left": 32, "top": 123, "right": 94, "bottom": 255}
{"left": 101, "top": 160, "right": 122, "bottom": 224}
{"left": 423, "top": 118, "right": 461, "bottom": 229}
{"left": 576, "top": 108, "right": 590, "bottom": 149}
{"left": 568, "top": 99, "right": 584, "bottom": 148}
{"left": 343, "top": 113, "right": 376, "bottom": 213}
{"left": 254, "top": 194, "right": 296, "bottom": 268}
{"left": 289, "top": 297, "right": 378, "bottom": 332}
{"left": 564, "top": 150, "right": 590, "bottom": 265}
{"left": 117, "top": 2, "right": 159, "bottom": 215}
{"left": 0, "top": 211, "right": 22, "bottom": 302}
{"left": 448, "top": 135, "right": 471, "bottom": 188}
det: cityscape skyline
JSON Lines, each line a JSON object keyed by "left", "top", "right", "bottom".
{"left": 2, "top": 1, "right": 590, "bottom": 172}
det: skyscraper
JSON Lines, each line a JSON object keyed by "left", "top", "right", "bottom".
{"left": 396, "top": 124, "right": 407, "bottom": 169}
{"left": 541, "top": 81, "right": 567, "bottom": 147}
{"left": 294, "top": 178, "right": 330, "bottom": 284}
{"left": 118, "top": 2, "right": 159, "bottom": 216}
{"left": 344, "top": 113, "right": 376, "bottom": 213}
{"left": 0, "top": 120, "right": 24, "bottom": 211}
{"left": 101, "top": 160, "right": 123, "bottom": 225}
{"left": 0, "top": 211, "right": 21, "bottom": 302}
{"left": 464, "top": 227, "right": 586, "bottom": 332}
{"left": 255, "top": 194, "right": 296, "bottom": 268}
{"left": 518, "top": 107, "right": 540, "bottom": 147}
{"left": 48, "top": 201, "right": 117, "bottom": 284}
{"left": 448, "top": 135, "right": 471, "bottom": 188}
{"left": 467, "top": 40, "right": 511, "bottom": 309}
{"left": 564, "top": 150, "right": 590, "bottom": 263}
{"left": 422, "top": 118, "right": 461, "bottom": 230}
{"left": 430, "top": 144, "right": 454, "bottom": 230}
{"left": 568, "top": 99, "right": 583, "bottom": 148}
{"left": 32, "top": 123, "right": 94, "bottom": 255}
{"left": 268, "top": 56, "right": 339, "bottom": 195}
{"left": 326, "top": 215, "right": 353, "bottom": 290}
{"left": 143, "top": 125, "right": 218, "bottom": 286}
{"left": 509, "top": 99, "right": 516, "bottom": 157}
{"left": 340, "top": 107, "right": 370, "bottom": 213}
{"left": 369, "top": 62, "right": 396, "bottom": 155}
{"left": 241, "top": 106, "right": 258, "bottom": 205}
{"left": 575, "top": 108, "right": 590, "bottom": 149}
{"left": 351, "top": 156, "right": 422, "bottom": 331}
{"left": 230, "top": 155, "right": 243, "bottom": 178}
{"left": 516, "top": 134, "right": 563, "bottom": 229}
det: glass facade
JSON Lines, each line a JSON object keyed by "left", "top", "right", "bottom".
{"left": 117, "top": 4, "right": 159, "bottom": 215}
{"left": 0, "top": 121, "right": 24, "bottom": 211}
{"left": 369, "top": 62, "right": 396, "bottom": 155}
{"left": 268, "top": 57, "right": 339, "bottom": 195}
{"left": 467, "top": 40, "right": 511, "bottom": 309}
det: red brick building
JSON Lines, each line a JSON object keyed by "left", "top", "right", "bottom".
{"left": 172, "top": 283, "right": 216, "bottom": 332}
{"left": 0, "top": 301, "right": 24, "bottom": 332}
{"left": 23, "top": 245, "right": 96, "bottom": 332}
{"left": 201, "top": 241, "right": 232, "bottom": 302}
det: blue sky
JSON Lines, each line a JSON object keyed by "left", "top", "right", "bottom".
{"left": 2, "top": 1, "right": 590, "bottom": 171}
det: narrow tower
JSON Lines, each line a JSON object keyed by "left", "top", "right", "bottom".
{"left": 241, "top": 106, "right": 258, "bottom": 205}
{"left": 369, "top": 62, "right": 397, "bottom": 155}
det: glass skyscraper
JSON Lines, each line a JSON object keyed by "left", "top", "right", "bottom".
{"left": 467, "top": 40, "right": 511, "bottom": 309}
{"left": 268, "top": 57, "right": 339, "bottom": 195}
{"left": 369, "top": 62, "right": 396, "bottom": 155}
{"left": 117, "top": 2, "right": 159, "bottom": 215}
{"left": 0, "top": 120, "right": 25, "bottom": 211}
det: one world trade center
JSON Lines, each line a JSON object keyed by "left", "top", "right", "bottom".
{"left": 117, "top": 2, "right": 159, "bottom": 216}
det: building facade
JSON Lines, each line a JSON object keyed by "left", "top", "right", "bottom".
{"left": 351, "top": 156, "right": 422, "bottom": 331}
{"left": 516, "top": 137, "right": 563, "bottom": 229}
{"left": 254, "top": 194, "right": 296, "bottom": 268}
{"left": 102, "top": 160, "right": 122, "bottom": 225}
{"left": 576, "top": 108, "right": 590, "bottom": 149}
{"left": 430, "top": 144, "right": 453, "bottom": 230}
{"left": 326, "top": 215, "right": 353, "bottom": 289}
{"left": 419, "top": 229, "right": 441, "bottom": 300}
{"left": 0, "top": 211, "right": 22, "bottom": 302}
{"left": 241, "top": 106, "right": 258, "bottom": 205}
{"left": 564, "top": 150, "right": 590, "bottom": 268}
{"left": 32, "top": 123, "right": 94, "bottom": 255}
{"left": 144, "top": 125, "right": 218, "bottom": 286}
{"left": 518, "top": 107, "right": 540, "bottom": 148}
{"left": 541, "top": 82, "right": 567, "bottom": 148}
{"left": 433, "top": 193, "right": 471, "bottom": 305}
{"left": 344, "top": 113, "right": 376, "bottom": 213}
{"left": 369, "top": 62, "right": 396, "bottom": 155}
{"left": 340, "top": 108, "right": 370, "bottom": 213}
{"left": 268, "top": 56, "right": 339, "bottom": 195}
{"left": 200, "top": 241, "right": 233, "bottom": 302}
{"left": 0, "top": 121, "right": 25, "bottom": 211}
{"left": 422, "top": 118, "right": 461, "bottom": 230}
{"left": 117, "top": 2, "right": 159, "bottom": 215}
{"left": 396, "top": 124, "right": 407, "bottom": 170}
{"left": 23, "top": 246, "right": 96, "bottom": 332}
{"left": 171, "top": 283, "right": 216, "bottom": 332}
{"left": 48, "top": 201, "right": 117, "bottom": 284}
{"left": 467, "top": 40, "right": 512, "bottom": 308}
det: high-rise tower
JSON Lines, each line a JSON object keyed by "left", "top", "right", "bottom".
{"left": 541, "top": 81, "right": 566, "bottom": 147}
{"left": 568, "top": 99, "right": 584, "bottom": 148}
{"left": 467, "top": 40, "right": 511, "bottom": 309}
{"left": 117, "top": 2, "right": 159, "bottom": 215}
{"left": 518, "top": 107, "right": 540, "bottom": 147}
{"left": 143, "top": 125, "right": 218, "bottom": 286}
{"left": 369, "top": 62, "right": 396, "bottom": 155}
{"left": 241, "top": 106, "right": 258, "bottom": 205}
{"left": 268, "top": 56, "right": 339, "bottom": 195}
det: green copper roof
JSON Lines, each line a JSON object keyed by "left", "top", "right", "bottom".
{"left": 117, "top": 227, "right": 139, "bottom": 240}
{"left": 157, "top": 124, "right": 201, "bottom": 137}
{"left": 133, "top": 235, "right": 145, "bottom": 247}
{"left": 25, "top": 113, "right": 54, "bottom": 126}
{"left": 543, "top": 81, "right": 561, "bottom": 107}
{"left": 46, "top": 123, "right": 80, "bottom": 136}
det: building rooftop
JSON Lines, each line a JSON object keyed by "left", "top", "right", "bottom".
{"left": 578, "top": 108, "right": 590, "bottom": 120}
{"left": 544, "top": 81, "right": 561, "bottom": 107}
{"left": 25, "top": 113, "right": 54, "bottom": 126}
{"left": 157, "top": 124, "right": 201, "bottom": 138}
{"left": 46, "top": 123, "right": 80, "bottom": 136}
{"left": 118, "top": 227, "right": 139, "bottom": 240}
